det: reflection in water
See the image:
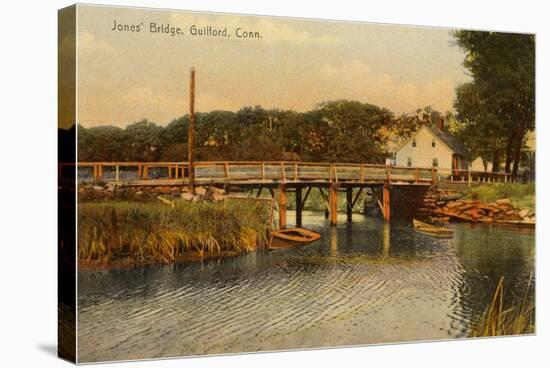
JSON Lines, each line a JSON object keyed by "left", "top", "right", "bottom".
{"left": 77, "top": 211, "right": 535, "bottom": 363}
{"left": 381, "top": 222, "right": 390, "bottom": 258}
{"left": 330, "top": 226, "right": 338, "bottom": 255}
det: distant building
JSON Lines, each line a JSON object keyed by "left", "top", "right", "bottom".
{"left": 470, "top": 157, "right": 493, "bottom": 172}
{"left": 393, "top": 121, "right": 468, "bottom": 176}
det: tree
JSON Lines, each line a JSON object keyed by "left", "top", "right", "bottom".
{"left": 452, "top": 31, "right": 535, "bottom": 177}
{"left": 123, "top": 120, "right": 163, "bottom": 161}
{"left": 453, "top": 82, "right": 508, "bottom": 171}
{"left": 315, "top": 100, "right": 393, "bottom": 162}
{"left": 77, "top": 125, "right": 127, "bottom": 161}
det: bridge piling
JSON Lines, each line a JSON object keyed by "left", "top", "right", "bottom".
{"left": 97, "top": 165, "right": 103, "bottom": 182}
{"left": 278, "top": 184, "right": 287, "bottom": 229}
{"left": 383, "top": 183, "right": 391, "bottom": 222}
{"left": 329, "top": 184, "right": 338, "bottom": 226}
{"left": 346, "top": 187, "right": 353, "bottom": 222}
{"left": 143, "top": 165, "right": 148, "bottom": 179}
{"left": 296, "top": 185, "right": 303, "bottom": 227}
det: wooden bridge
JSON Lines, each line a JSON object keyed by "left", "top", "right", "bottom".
{"left": 62, "top": 161, "right": 437, "bottom": 227}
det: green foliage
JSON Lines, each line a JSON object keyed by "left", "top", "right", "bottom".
{"left": 454, "top": 83, "right": 507, "bottom": 162}
{"left": 77, "top": 100, "right": 401, "bottom": 164}
{"left": 316, "top": 100, "right": 393, "bottom": 162}
{"left": 78, "top": 200, "right": 271, "bottom": 264}
{"left": 389, "top": 105, "right": 450, "bottom": 146}
{"left": 452, "top": 31, "right": 535, "bottom": 172}
{"left": 77, "top": 125, "right": 127, "bottom": 161}
{"left": 124, "top": 120, "right": 163, "bottom": 161}
{"left": 78, "top": 120, "right": 163, "bottom": 162}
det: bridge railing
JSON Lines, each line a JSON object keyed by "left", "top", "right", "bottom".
{"left": 447, "top": 169, "right": 511, "bottom": 183}
{"left": 60, "top": 161, "right": 436, "bottom": 185}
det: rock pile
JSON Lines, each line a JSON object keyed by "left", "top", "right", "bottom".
{"left": 417, "top": 189, "right": 535, "bottom": 225}
{"left": 78, "top": 184, "right": 227, "bottom": 202}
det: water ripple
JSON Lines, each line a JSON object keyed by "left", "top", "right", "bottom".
{"left": 77, "top": 214, "right": 535, "bottom": 362}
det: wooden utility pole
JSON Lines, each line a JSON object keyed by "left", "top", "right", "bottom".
{"left": 188, "top": 67, "right": 196, "bottom": 193}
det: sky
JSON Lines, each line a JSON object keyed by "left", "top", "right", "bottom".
{"left": 73, "top": 4, "right": 471, "bottom": 127}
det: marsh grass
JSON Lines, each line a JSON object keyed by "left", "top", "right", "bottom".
{"left": 470, "top": 273, "right": 535, "bottom": 337}
{"left": 78, "top": 200, "right": 271, "bottom": 265}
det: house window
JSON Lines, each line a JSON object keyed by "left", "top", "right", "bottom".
{"left": 412, "top": 139, "right": 416, "bottom": 147}
{"left": 432, "top": 139, "right": 436, "bottom": 147}
{"left": 407, "top": 157, "right": 412, "bottom": 167}
{"left": 432, "top": 158, "right": 438, "bottom": 167}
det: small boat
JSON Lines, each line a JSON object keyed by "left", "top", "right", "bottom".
{"left": 413, "top": 218, "right": 454, "bottom": 238}
{"left": 269, "top": 228, "right": 321, "bottom": 250}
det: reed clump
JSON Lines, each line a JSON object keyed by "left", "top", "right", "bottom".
{"left": 470, "top": 274, "right": 535, "bottom": 337}
{"left": 78, "top": 200, "right": 270, "bottom": 265}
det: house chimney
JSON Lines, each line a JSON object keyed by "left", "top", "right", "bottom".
{"left": 436, "top": 118, "right": 445, "bottom": 131}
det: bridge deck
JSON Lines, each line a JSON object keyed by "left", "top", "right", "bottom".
{"left": 60, "top": 161, "right": 513, "bottom": 227}
{"left": 64, "top": 161, "right": 436, "bottom": 186}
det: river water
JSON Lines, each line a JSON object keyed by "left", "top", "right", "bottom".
{"left": 77, "top": 212, "right": 535, "bottom": 363}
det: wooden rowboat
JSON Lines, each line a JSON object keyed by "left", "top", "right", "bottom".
{"left": 269, "top": 228, "right": 321, "bottom": 250}
{"left": 413, "top": 218, "right": 454, "bottom": 238}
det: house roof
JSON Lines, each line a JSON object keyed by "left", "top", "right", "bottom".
{"left": 424, "top": 125, "right": 468, "bottom": 156}
{"left": 394, "top": 125, "right": 469, "bottom": 156}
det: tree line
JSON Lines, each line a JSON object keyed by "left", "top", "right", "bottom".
{"left": 76, "top": 101, "right": 445, "bottom": 164}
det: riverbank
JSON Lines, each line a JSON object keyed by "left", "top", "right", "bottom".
{"left": 78, "top": 200, "right": 271, "bottom": 270}
{"left": 419, "top": 184, "right": 535, "bottom": 226}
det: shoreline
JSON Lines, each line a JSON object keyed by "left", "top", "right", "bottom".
{"left": 78, "top": 250, "right": 248, "bottom": 271}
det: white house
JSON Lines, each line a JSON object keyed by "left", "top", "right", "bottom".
{"left": 393, "top": 123, "right": 468, "bottom": 176}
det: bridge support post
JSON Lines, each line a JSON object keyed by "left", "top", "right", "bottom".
{"left": 295, "top": 185, "right": 302, "bottom": 227}
{"left": 383, "top": 183, "right": 391, "bottom": 222}
{"left": 97, "top": 165, "right": 103, "bottom": 182}
{"left": 143, "top": 165, "right": 148, "bottom": 179}
{"left": 329, "top": 184, "right": 338, "bottom": 226}
{"left": 346, "top": 187, "right": 353, "bottom": 222}
{"left": 279, "top": 184, "right": 287, "bottom": 229}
